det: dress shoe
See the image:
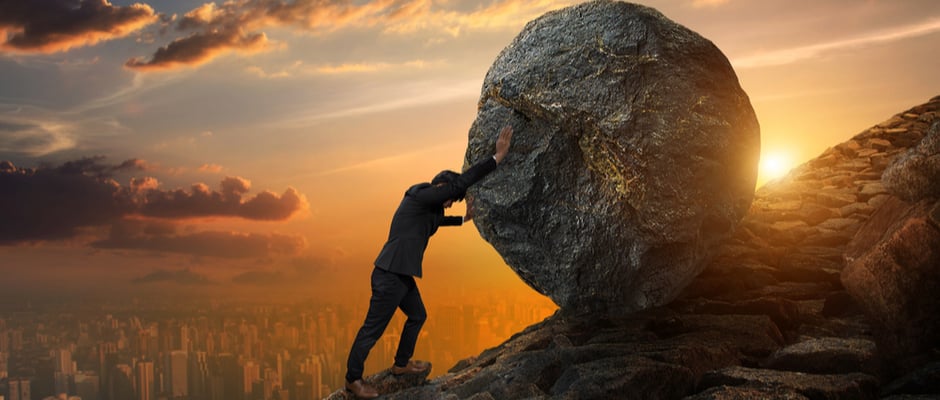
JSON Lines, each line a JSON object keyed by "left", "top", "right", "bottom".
{"left": 345, "top": 379, "right": 378, "bottom": 399}
{"left": 391, "top": 360, "right": 429, "bottom": 375}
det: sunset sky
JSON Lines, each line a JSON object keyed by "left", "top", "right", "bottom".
{"left": 1, "top": 0, "right": 938, "bottom": 303}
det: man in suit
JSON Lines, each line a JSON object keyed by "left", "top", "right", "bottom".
{"left": 344, "top": 125, "right": 514, "bottom": 399}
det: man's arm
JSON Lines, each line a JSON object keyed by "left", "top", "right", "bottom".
{"left": 441, "top": 216, "right": 463, "bottom": 226}
{"left": 411, "top": 126, "right": 513, "bottom": 206}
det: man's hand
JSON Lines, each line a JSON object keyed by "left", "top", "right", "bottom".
{"left": 464, "top": 196, "right": 474, "bottom": 222}
{"left": 494, "top": 125, "right": 513, "bottom": 164}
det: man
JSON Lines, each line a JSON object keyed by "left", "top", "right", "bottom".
{"left": 344, "top": 125, "right": 514, "bottom": 399}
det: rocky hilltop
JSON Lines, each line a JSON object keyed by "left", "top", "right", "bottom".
{"left": 328, "top": 97, "right": 940, "bottom": 399}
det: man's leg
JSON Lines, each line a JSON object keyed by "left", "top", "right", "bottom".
{"left": 346, "top": 268, "right": 407, "bottom": 383}
{"left": 393, "top": 275, "right": 427, "bottom": 368}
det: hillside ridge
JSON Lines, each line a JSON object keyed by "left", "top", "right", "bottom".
{"left": 328, "top": 95, "right": 940, "bottom": 400}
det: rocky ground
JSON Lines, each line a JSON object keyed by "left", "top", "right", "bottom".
{"left": 328, "top": 96, "right": 940, "bottom": 399}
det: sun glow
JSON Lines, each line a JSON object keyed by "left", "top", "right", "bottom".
{"left": 758, "top": 151, "right": 795, "bottom": 186}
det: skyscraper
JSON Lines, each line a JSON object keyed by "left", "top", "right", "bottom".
{"left": 242, "top": 360, "right": 260, "bottom": 398}
{"left": 75, "top": 373, "right": 100, "bottom": 400}
{"left": 8, "top": 377, "right": 30, "bottom": 400}
{"left": 136, "top": 361, "right": 155, "bottom": 400}
{"left": 188, "top": 351, "right": 209, "bottom": 400}
{"left": 169, "top": 351, "right": 188, "bottom": 398}
{"left": 110, "top": 364, "right": 134, "bottom": 400}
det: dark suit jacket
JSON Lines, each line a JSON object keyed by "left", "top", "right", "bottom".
{"left": 374, "top": 157, "right": 498, "bottom": 278}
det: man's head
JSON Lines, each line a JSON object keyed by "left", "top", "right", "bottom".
{"left": 432, "top": 170, "right": 465, "bottom": 207}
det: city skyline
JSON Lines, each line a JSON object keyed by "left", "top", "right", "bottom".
{"left": 0, "top": 294, "right": 555, "bottom": 399}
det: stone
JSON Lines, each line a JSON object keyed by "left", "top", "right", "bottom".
{"left": 858, "top": 182, "right": 888, "bottom": 201}
{"left": 816, "top": 218, "right": 859, "bottom": 232}
{"left": 869, "top": 138, "right": 893, "bottom": 151}
{"left": 840, "top": 203, "right": 874, "bottom": 218}
{"left": 697, "top": 366, "right": 879, "bottom": 400}
{"left": 761, "top": 337, "right": 881, "bottom": 377}
{"left": 881, "top": 361, "right": 940, "bottom": 397}
{"left": 550, "top": 356, "right": 695, "bottom": 399}
{"left": 465, "top": 0, "right": 759, "bottom": 314}
{"left": 842, "top": 197, "right": 940, "bottom": 360}
{"left": 684, "top": 386, "right": 809, "bottom": 400}
{"left": 882, "top": 120, "right": 940, "bottom": 201}
{"left": 815, "top": 190, "right": 858, "bottom": 208}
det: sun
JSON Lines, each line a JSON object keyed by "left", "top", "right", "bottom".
{"left": 758, "top": 151, "right": 794, "bottom": 186}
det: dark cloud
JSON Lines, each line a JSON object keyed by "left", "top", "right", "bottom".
{"left": 0, "top": 157, "right": 308, "bottom": 247}
{"left": 43, "top": 156, "right": 147, "bottom": 177}
{"left": 0, "top": 119, "right": 76, "bottom": 156}
{"left": 125, "top": 28, "right": 268, "bottom": 71}
{"left": 132, "top": 268, "right": 211, "bottom": 285}
{"left": 0, "top": 0, "right": 158, "bottom": 53}
{"left": 128, "top": 0, "right": 534, "bottom": 71}
{"left": 94, "top": 220, "right": 306, "bottom": 258}
{"left": 156, "top": 0, "right": 417, "bottom": 71}
{"left": 0, "top": 158, "right": 133, "bottom": 243}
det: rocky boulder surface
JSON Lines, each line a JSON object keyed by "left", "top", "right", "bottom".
{"left": 842, "top": 120, "right": 940, "bottom": 365}
{"left": 464, "top": 0, "right": 760, "bottom": 314}
{"left": 340, "top": 96, "right": 940, "bottom": 399}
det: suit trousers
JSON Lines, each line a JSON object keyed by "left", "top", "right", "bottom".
{"left": 346, "top": 267, "right": 427, "bottom": 383}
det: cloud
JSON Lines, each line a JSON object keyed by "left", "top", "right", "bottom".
{"left": 732, "top": 17, "right": 940, "bottom": 69}
{"left": 125, "top": 28, "right": 270, "bottom": 71}
{"left": 132, "top": 268, "right": 212, "bottom": 285}
{"left": 691, "top": 0, "right": 729, "bottom": 7}
{"left": 139, "top": 176, "right": 308, "bottom": 220}
{"left": 310, "top": 59, "right": 438, "bottom": 74}
{"left": 0, "top": 157, "right": 135, "bottom": 243}
{"left": 0, "top": 157, "right": 308, "bottom": 246}
{"left": 95, "top": 220, "right": 307, "bottom": 258}
{"left": 129, "top": 0, "right": 576, "bottom": 71}
{"left": 199, "top": 163, "right": 224, "bottom": 173}
{"left": 0, "top": 0, "right": 158, "bottom": 54}
{"left": 245, "top": 59, "right": 438, "bottom": 79}
{"left": 0, "top": 119, "right": 77, "bottom": 156}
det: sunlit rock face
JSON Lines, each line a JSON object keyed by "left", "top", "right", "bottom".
{"left": 465, "top": 0, "right": 760, "bottom": 314}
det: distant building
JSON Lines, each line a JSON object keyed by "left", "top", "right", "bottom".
{"left": 242, "top": 360, "right": 260, "bottom": 398}
{"left": 75, "top": 372, "right": 100, "bottom": 400}
{"left": 188, "top": 352, "right": 209, "bottom": 400}
{"left": 169, "top": 351, "right": 188, "bottom": 398}
{"left": 136, "top": 361, "right": 155, "bottom": 400}
{"left": 8, "top": 377, "right": 30, "bottom": 400}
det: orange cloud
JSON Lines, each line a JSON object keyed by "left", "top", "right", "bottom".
{"left": 0, "top": 0, "right": 158, "bottom": 53}
{"left": 199, "top": 163, "right": 224, "bottom": 173}
{"left": 125, "top": 28, "right": 269, "bottom": 71}
{"left": 691, "top": 0, "right": 730, "bottom": 8}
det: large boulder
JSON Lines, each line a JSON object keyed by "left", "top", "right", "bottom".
{"left": 464, "top": 0, "right": 760, "bottom": 314}
{"left": 842, "top": 196, "right": 940, "bottom": 362}
{"left": 883, "top": 121, "right": 940, "bottom": 201}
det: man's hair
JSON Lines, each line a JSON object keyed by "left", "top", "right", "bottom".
{"left": 431, "top": 170, "right": 465, "bottom": 201}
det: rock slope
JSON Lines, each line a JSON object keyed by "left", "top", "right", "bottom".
{"left": 332, "top": 97, "right": 940, "bottom": 399}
